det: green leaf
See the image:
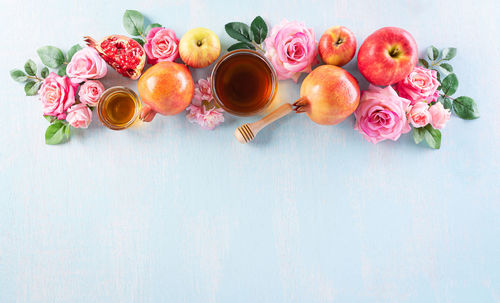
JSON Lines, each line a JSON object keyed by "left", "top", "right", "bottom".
{"left": 419, "top": 59, "right": 429, "bottom": 68}
{"left": 24, "top": 81, "right": 41, "bottom": 96}
{"left": 57, "top": 64, "right": 67, "bottom": 77}
{"left": 439, "top": 63, "right": 453, "bottom": 73}
{"left": 41, "top": 67, "right": 49, "bottom": 78}
{"left": 24, "top": 59, "right": 37, "bottom": 76}
{"left": 413, "top": 127, "right": 425, "bottom": 144}
{"left": 225, "top": 22, "right": 253, "bottom": 43}
{"left": 123, "top": 10, "right": 144, "bottom": 36}
{"left": 423, "top": 124, "right": 441, "bottom": 149}
{"left": 427, "top": 45, "right": 439, "bottom": 61}
{"left": 10, "top": 69, "right": 27, "bottom": 82}
{"left": 45, "top": 120, "right": 70, "bottom": 145}
{"left": 250, "top": 16, "right": 268, "bottom": 44}
{"left": 67, "top": 44, "right": 83, "bottom": 61}
{"left": 453, "top": 96, "right": 480, "bottom": 120}
{"left": 227, "top": 42, "right": 256, "bottom": 51}
{"left": 435, "top": 70, "right": 441, "bottom": 83}
{"left": 132, "top": 38, "right": 145, "bottom": 46}
{"left": 37, "top": 46, "right": 65, "bottom": 68}
{"left": 44, "top": 115, "right": 56, "bottom": 123}
{"left": 441, "top": 96, "right": 452, "bottom": 109}
{"left": 145, "top": 23, "right": 162, "bottom": 35}
{"left": 442, "top": 47, "right": 457, "bottom": 61}
{"left": 441, "top": 73, "right": 458, "bottom": 96}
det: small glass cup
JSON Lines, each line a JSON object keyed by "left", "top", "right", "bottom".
{"left": 210, "top": 49, "right": 278, "bottom": 116}
{"left": 97, "top": 86, "right": 141, "bottom": 130}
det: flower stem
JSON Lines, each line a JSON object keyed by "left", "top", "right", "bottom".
{"left": 429, "top": 59, "right": 444, "bottom": 68}
{"left": 252, "top": 42, "right": 265, "bottom": 53}
{"left": 27, "top": 75, "right": 43, "bottom": 82}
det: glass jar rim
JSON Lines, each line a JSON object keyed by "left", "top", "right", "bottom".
{"left": 210, "top": 49, "right": 278, "bottom": 117}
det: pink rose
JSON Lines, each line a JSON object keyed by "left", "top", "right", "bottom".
{"left": 265, "top": 20, "right": 317, "bottom": 82}
{"left": 144, "top": 27, "right": 179, "bottom": 64}
{"left": 193, "top": 77, "right": 212, "bottom": 106}
{"left": 354, "top": 85, "right": 411, "bottom": 144}
{"left": 66, "top": 47, "right": 107, "bottom": 83}
{"left": 429, "top": 102, "right": 451, "bottom": 129}
{"left": 66, "top": 103, "right": 92, "bottom": 128}
{"left": 39, "top": 72, "right": 78, "bottom": 120}
{"left": 395, "top": 66, "right": 440, "bottom": 105}
{"left": 186, "top": 105, "right": 224, "bottom": 130}
{"left": 78, "top": 80, "right": 105, "bottom": 107}
{"left": 407, "top": 101, "right": 431, "bottom": 128}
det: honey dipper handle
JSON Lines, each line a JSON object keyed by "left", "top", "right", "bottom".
{"left": 250, "top": 103, "right": 293, "bottom": 134}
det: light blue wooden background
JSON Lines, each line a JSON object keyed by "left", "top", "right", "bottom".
{"left": 1, "top": 0, "right": 499, "bottom": 302}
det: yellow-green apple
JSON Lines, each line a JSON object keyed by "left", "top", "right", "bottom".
{"left": 357, "top": 27, "right": 418, "bottom": 86}
{"left": 318, "top": 26, "right": 357, "bottom": 67}
{"left": 293, "top": 65, "right": 360, "bottom": 125}
{"left": 179, "top": 27, "right": 221, "bottom": 68}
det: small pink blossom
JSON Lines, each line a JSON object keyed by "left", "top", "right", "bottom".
{"left": 395, "top": 66, "right": 440, "bottom": 105}
{"left": 429, "top": 102, "right": 451, "bottom": 129}
{"left": 66, "top": 103, "right": 92, "bottom": 128}
{"left": 66, "top": 47, "right": 107, "bottom": 84}
{"left": 39, "top": 72, "right": 78, "bottom": 120}
{"left": 78, "top": 80, "right": 104, "bottom": 107}
{"left": 407, "top": 101, "right": 432, "bottom": 128}
{"left": 186, "top": 105, "right": 224, "bottom": 130}
{"left": 193, "top": 77, "right": 212, "bottom": 106}
{"left": 264, "top": 20, "right": 318, "bottom": 82}
{"left": 354, "top": 85, "right": 411, "bottom": 144}
{"left": 144, "top": 27, "right": 179, "bottom": 64}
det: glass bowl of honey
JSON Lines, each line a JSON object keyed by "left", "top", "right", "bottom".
{"left": 97, "top": 86, "right": 141, "bottom": 130}
{"left": 211, "top": 49, "right": 278, "bottom": 116}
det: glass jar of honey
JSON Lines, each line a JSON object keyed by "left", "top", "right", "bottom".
{"left": 97, "top": 86, "right": 141, "bottom": 130}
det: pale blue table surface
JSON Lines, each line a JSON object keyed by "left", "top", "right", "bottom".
{"left": 1, "top": 0, "right": 499, "bottom": 302}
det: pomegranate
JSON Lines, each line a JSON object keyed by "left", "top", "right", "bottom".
{"left": 293, "top": 65, "right": 360, "bottom": 125}
{"left": 138, "top": 61, "right": 194, "bottom": 122}
{"left": 84, "top": 35, "right": 146, "bottom": 80}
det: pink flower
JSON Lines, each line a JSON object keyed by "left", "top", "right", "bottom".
{"left": 78, "top": 80, "right": 104, "bottom": 107}
{"left": 66, "top": 47, "right": 107, "bottom": 84}
{"left": 66, "top": 103, "right": 92, "bottom": 128}
{"left": 39, "top": 72, "right": 78, "bottom": 120}
{"left": 264, "top": 20, "right": 317, "bottom": 82}
{"left": 144, "top": 27, "right": 179, "bottom": 64}
{"left": 429, "top": 102, "right": 451, "bottom": 129}
{"left": 407, "top": 101, "right": 431, "bottom": 128}
{"left": 193, "top": 77, "right": 212, "bottom": 106}
{"left": 354, "top": 85, "right": 411, "bottom": 144}
{"left": 395, "top": 66, "right": 440, "bottom": 105}
{"left": 186, "top": 105, "right": 224, "bottom": 130}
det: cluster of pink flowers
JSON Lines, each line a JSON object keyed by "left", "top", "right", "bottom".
{"left": 185, "top": 77, "right": 224, "bottom": 130}
{"left": 39, "top": 47, "right": 107, "bottom": 129}
{"left": 265, "top": 20, "right": 317, "bottom": 82}
{"left": 355, "top": 66, "right": 450, "bottom": 144}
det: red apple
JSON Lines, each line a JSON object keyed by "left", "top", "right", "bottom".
{"left": 357, "top": 27, "right": 418, "bottom": 86}
{"left": 318, "top": 26, "right": 357, "bottom": 67}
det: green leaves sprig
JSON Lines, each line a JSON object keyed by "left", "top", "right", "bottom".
{"left": 44, "top": 118, "right": 71, "bottom": 145}
{"left": 419, "top": 46, "right": 479, "bottom": 120}
{"left": 10, "top": 44, "right": 82, "bottom": 96}
{"left": 225, "top": 16, "right": 268, "bottom": 52}
{"left": 413, "top": 124, "right": 442, "bottom": 149}
{"left": 122, "top": 10, "right": 162, "bottom": 46}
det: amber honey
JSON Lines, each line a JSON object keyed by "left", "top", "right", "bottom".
{"left": 211, "top": 50, "right": 277, "bottom": 116}
{"left": 97, "top": 87, "right": 140, "bottom": 130}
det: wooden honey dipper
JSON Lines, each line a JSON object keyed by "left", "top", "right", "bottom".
{"left": 235, "top": 102, "right": 296, "bottom": 143}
